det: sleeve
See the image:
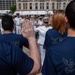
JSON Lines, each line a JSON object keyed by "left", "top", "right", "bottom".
{"left": 42, "top": 48, "right": 56, "bottom": 75}
{"left": 43, "top": 31, "right": 52, "bottom": 50}
{"left": 21, "top": 35, "right": 29, "bottom": 48}
{"left": 34, "top": 26, "right": 39, "bottom": 32}
{"left": 12, "top": 45, "right": 34, "bottom": 75}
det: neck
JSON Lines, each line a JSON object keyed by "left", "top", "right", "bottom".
{"left": 4, "top": 31, "right": 12, "bottom": 34}
{"left": 68, "top": 28, "right": 75, "bottom": 37}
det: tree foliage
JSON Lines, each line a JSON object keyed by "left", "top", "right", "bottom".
{"left": 10, "top": 5, "right": 16, "bottom": 14}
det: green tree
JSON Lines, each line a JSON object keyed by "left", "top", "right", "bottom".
{"left": 10, "top": 5, "right": 16, "bottom": 14}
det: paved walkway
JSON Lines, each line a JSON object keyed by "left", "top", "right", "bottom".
{"left": 23, "top": 47, "right": 42, "bottom": 75}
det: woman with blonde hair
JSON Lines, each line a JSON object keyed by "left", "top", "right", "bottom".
{"left": 43, "top": 10, "right": 67, "bottom": 50}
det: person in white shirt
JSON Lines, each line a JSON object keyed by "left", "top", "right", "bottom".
{"left": 38, "top": 16, "right": 43, "bottom": 26}
{"left": 30, "top": 16, "right": 36, "bottom": 27}
{"left": 0, "top": 18, "right": 4, "bottom": 34}
{"left": 34, "top": 17, "right": 52, "bottom": 65}
{"left": 14, "top": 13, "right": 23, "bottom": 34}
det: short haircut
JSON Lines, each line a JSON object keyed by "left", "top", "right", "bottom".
{"left": 2, "top": 15, "right": 14, "bottom": 31}
{"left": 65, "top": 0, "right": 75, "bottom": 29}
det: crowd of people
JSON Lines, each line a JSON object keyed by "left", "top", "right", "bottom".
{"left": 0, "top": 0, "right": 75, "bottom": 75}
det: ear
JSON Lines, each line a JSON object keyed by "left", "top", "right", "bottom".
{"left": 65, "top": 16, "right": 69, "bottom": 28}
{"left": 65, "top": 16, "right": 68, "bottom": 23}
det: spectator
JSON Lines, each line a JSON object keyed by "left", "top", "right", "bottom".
{"left": 44, "top": 10, "right": 67, "bottom": 50}
{"left": 38, "top": 16, "right": 43, "bottom": 26}
{"left": 0, "top": 15, "right": 29, "bottom": 49}
{"left": 42, "top": 1, "right": 75, "bottom": 75}
{"left": 0, "top": 15, "right": 41, "bottom": 75}
{"left": 0, "top": 17, "right": 4, "bottom": 34}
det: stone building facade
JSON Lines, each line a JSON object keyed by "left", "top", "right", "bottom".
{"left": 16, "top": 0, "right": 72, "bottom": 11}
{"left": 0, "top": 0, "right": 16, "bottom": 10}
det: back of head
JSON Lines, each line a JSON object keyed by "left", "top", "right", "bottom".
{"left": 16, "top": 13, "right": 19, "bottom": 17}
{"left": 52, "top": 10, "right": 66, "bottom": 34}
{"left": 43, "top": 17, "right": 49, "bottom": 24}
{"left": 65, "top": 0, "right": 75, "bottom": 29}
{"left": 2, "top": 15, "right": 14, "bottom": 31}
